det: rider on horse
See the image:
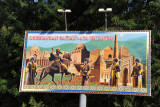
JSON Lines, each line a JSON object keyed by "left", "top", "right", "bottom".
{"left": 39, "top": 52, "right": 73, "bottom": 85}
{"left": 49, "top": 48, "right": 63, "bottom": 72}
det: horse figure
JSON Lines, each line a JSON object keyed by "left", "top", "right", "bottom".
{"left": 38, "top": 53, "right": 73, "bottom": 85}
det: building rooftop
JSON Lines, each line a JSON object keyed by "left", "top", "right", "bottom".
{"left": 75, "top": 43, "right": 86, "bottom": 50}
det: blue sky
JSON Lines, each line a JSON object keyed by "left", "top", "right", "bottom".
{"left": 27, "top": 32, "right": 148, "bottom": 48}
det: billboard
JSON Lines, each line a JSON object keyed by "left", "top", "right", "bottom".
{"left": 19, "top": 31, "right": 151, "bottom": 96}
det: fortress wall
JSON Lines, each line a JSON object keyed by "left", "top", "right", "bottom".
{"left": 119, "top": 46, "right": 130, "bottom": 59}
{"left": 90, "top": 56, "right": 100, "bottom": 82}
{"left": 89, "top": 49, "right": 101, "bottom": 63}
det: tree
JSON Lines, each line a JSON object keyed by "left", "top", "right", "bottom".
{"left": 0, "top": 0, "right": 159, "bottom": 106}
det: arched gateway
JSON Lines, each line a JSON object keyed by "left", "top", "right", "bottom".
{"left": 123, "top": 68, "right": 128, "bottom": 86}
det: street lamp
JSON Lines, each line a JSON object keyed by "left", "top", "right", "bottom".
{"left": 98, "top": 8, "right": 112, "bottom": 31}
{"left": 58, "top": 9, "right": 71, "bottom": 31}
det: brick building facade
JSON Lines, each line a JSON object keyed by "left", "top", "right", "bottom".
{"left": 71, "top": 35, "right": 146, "bottom": 87}
{"left": 26, "top": 45, "right": 51, "bottom": 66}
{"left": 71, "top": 43, "right": 90, "bottom": 64}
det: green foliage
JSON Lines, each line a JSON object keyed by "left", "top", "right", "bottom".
{"left": 0, "top": 0, "right": 160, "bottom": 106}
{"left": 22, "top": 102, "right": 27, "bottom": 107}
{"left": 0, "top": 78, "right": 8, "bottom": 94}
{"left": 29, "top": 96, "right": 45, "bottom": 107}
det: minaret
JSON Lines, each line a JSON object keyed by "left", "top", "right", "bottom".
{"left": 114, "top": 35, "right": 118, "bottom": 58}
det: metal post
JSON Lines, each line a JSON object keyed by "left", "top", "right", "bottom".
{"left": 105, "top": 12, "right": 107, "bottom": 31}
{"left": 98, "top": 8, "right": 112, "bottom": 31}
{"left": 79, "top": 94, "right": 87, "bottom": 107}
{"left": 64, "top": 12, "right": 67, "bottom": 31}
{"left": 58, "top": 9, "right": 71, "bottom": 31}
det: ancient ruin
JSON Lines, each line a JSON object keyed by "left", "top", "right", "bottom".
{"left": 26, "top": 45, "right": 51, "bottom": 66}
{"left": 71, "top": 35, "right": 146, "bottom": 87}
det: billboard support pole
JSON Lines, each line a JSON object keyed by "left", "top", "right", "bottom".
{"left": 79, "top": 94, "right": 87, "bottom": 107}
{"left": 105, "top": 12, "right": 107, "bottom": 31}
{"left": 64, "top": 12, "right": 67, "bottom": 31}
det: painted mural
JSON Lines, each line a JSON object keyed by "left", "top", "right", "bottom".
{"left": 19, "top": 31, "right": 151, "bottom": 96}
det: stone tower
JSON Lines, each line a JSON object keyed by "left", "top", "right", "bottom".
{"left": 114, "top": 35, "right": 118, "bottom": 58}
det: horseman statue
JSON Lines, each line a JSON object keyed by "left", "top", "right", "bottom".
{"left": 38, "top": 48, "right": 73, "bottom": 85}
{"left": 49, "top": 48, "right": 63, "bottom": 72}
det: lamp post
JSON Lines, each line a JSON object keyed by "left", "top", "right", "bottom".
{"left": 58, "top": 9, "right": 71, "bottom": 31}
{"left": 98, "top": 8, "right": 112, "bottom": 31}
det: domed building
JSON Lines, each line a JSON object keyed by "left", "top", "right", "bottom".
{"left": 26, "top": 45, "right": 41, "bottom": 59}
{"left": 102, "top": 46, "right": 114, "bottom": 60}
{"left": 26, "top": 45, "right": 51, "bottom": 66}
{"left": 30, "top": 44, "right": 40, "bottom": 52}
{"left": 75, "top": 44, "right": 86, "bottom": 50}
{"left": 71, "top": 43, "right": 90, "bottom": 64}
